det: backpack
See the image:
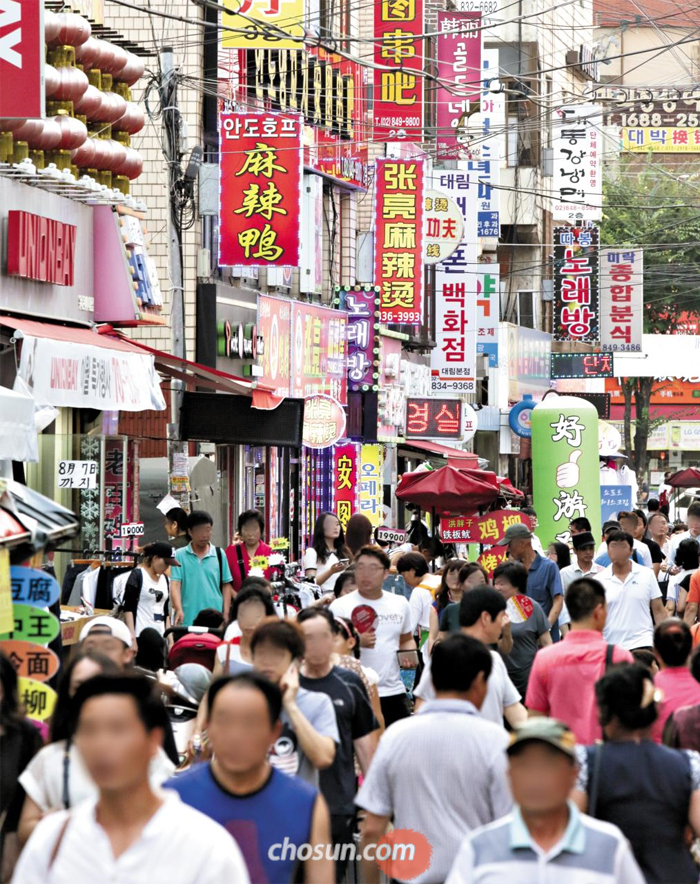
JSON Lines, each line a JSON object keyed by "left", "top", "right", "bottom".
{"left": 110, "top": 568, "right": 169, "bottom": 624}
{"left": 168, "top": 632, "right": 222, "bottom": 671}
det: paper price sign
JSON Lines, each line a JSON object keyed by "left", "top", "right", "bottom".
{"left": 251, "top": 556, "right": 270, "bottom": 571}
{"left": 120, "top": 522, "right": 144, "bottom": 538}
{"left": 375, "top": 527, "right": 407, "bottom": 544}
{"left": 270, "top": 538, "right": 290, "bottom": 551}
{"left": 58, "top": 460, "right": 97, "bottom": 489}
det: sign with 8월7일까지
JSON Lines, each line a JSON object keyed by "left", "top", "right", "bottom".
{"left": 219, "top": 113, "right": 302, "bottom": 268}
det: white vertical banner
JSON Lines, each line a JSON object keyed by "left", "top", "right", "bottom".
{"left": 477, "top": 49, "right": 506, "bottom": 164}
{"left": 552, "top": 105, "right": 603, "bottom": 221}
{"left": 431, "top": 168, "right": 479, "bottom": 393}
{"left": 600, "top": 248, "right": 643, "bottom": 352}
{"left": 477, "top": 267, "right": 499, "bottom": 366}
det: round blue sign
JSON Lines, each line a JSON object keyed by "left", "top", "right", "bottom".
{"left": 509, "top": 395, "right": 534, "bottom": 439}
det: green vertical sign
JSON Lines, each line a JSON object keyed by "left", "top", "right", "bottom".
{"left": 531, "top": 395, "right": 601, "bottom": 547}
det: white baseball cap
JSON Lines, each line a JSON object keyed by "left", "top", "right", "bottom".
{"left": 80, "top": 616, "right": 133, "bottom": 648}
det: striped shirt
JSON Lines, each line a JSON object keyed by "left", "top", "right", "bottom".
{"left": 356, "top": 699, "right": 512, "bottom": 883}
{"left": 446, "top": 802, "right": 645, "bottom": 884}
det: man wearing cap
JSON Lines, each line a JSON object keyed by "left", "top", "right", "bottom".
{"left": 446, "top": 718, "right": 645, "bottom": 884}
{"left": 497, "top": 524, "right": 563, "bottom": 639}
{"left": 80, "top": 616, "right": 136, "bottom": 668}
{"left": 560, "top": 532, "right": 604, "bottom": 592}
{"left": 525, "top": 577, "right": 634, "bottom": 743}
{"left": 112, "top": 542, "right": 179, "bottom": 645}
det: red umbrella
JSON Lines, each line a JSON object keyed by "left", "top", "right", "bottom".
{"left": 395, "top": 465, "right": 503, "bottom": 514}
{"left": 666, "top": 468, "right": 700, "bottom": 488}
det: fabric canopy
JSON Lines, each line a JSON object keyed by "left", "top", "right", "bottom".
{"left": 666, "top": 468, "right": 700, "bottom": 488}
{"left": 395, "top": 465, "right": 505, "bottom": 513}
{"left": 0, "top": 386, "right": 38, "bottom": 462}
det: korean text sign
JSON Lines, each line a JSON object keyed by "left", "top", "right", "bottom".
{"left": 436, "top": 12, "right": 482, "bottom": 157}
{"left": 333, "top": 443, "right": 359, "bottom": 528}
{"left": 359, "top": 445, "right": 383, "bottom": 527}
{"left": 431, "top": 169, "right": 478, "bottom": 392}
{"left": 335, "top": 286, "right": 380, "bottom": 392}
{"left": 531, "top": 395, "right": 601, "bottom": 547}
{"left": 405, "top": 398, "right": 463, "bottom": 440}
{"left": 550, "top": 353, "right": 613, "bottom": 379}
{"left": 554, "top": 225, "right": 600, "bottom": 344}
{"left": 477, "top": 269, "right": 499, "bottom": 366}
{"left": 291, "top": 302, "right": 348, "bottom": 405}
{"left": 600, "top": 248, "right": 643, "bottom": 352}
{"left": 0, "top": 0, "right": 44, "bottom": 119}
{"left": 441, "top": 510, "right": 530, "bottom": 543}
{"left": 601, "top": 485, "right": 633, "bottom": 526}
{"left": 258, "top": 295, "right": 292, "bottom": 398}
{"left": 219, "top": 113, "right": 302, "bottom": 267}
{"left": 374, "top": 158, "right": 426, "bottom": 325}
{"left": 373, "top": 0, "right": 424, "bottom": 140}
{"left": 552, "top": 105, "right": 603, "bottom": 221}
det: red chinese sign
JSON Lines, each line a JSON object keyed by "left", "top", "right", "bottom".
{"left": 0, "top": 0, "right": 44, "bottom": 119}
{"left": 219, "top": 112, "right": 302, "bottom": 267}
{"left": 333, "top": 442, "right": 359, "bottom": 528}
{"left": 441, "top": 510, "right": 531, "bottom": 543}
{"left": 436, "top": 12, "right": 482, "bottom": 158}
{"left": 257, "top": 295, "right": 292, "bottom": 398}
{"left": 374, "top": 158, "right": 426, "bottom": 325}
{"left": 405, "top": 398, "right": 462, "bottom": 440}
{"left": 291, "top": 303, "right": 348, "bottom": 405}
{"left": 553, "top": 225, "right": 600, "bottom": 343}
{"left": 478, "top": 546, "right": 508, "bottom": 578}
{"left": 373, "top": 0, "right": 424, "bottom": 140}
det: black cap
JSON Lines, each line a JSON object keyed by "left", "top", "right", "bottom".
{"left": 142, "top": 542, "right": 180, "bottom": 566}
{"left": 602, "top": 520, "right": 621, "bottom": 535}
{"left": 572, "top": 531, "right": 596, "bottom": 550}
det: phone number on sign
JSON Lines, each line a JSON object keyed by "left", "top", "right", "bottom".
{"left": 431, "top": 381, "right": 475, "bottom": 392}
{"left": 375, "top": 116, "right": 422, "bottom": 128}
{"left": 380, "top": 311, "right": 421, "bottom": 323}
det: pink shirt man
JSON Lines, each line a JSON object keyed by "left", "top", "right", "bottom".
{"left": 525, "top": 630, "right": 634, "bottom": 744}
{"left": 651, "top": 667, "right": 700, "bottom": 743}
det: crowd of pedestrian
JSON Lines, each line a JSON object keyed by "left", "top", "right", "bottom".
{"left": 5, "top": 501, "right": 700, "bottom": 883}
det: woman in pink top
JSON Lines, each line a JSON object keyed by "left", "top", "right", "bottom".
{"left": 651, "top": 619, "right": 700, "bottom": 742}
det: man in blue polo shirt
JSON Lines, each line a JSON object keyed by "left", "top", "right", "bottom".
{"left": 171, "top": 510, "right": 234, "bottom": 626}
{"left": 496, "top": 524, "right": 563, "bottom": 639}
{"left": 446, "top": 719, "right": 645, "bottom": 884}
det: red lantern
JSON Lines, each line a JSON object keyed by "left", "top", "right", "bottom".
{"left": 10, "top": 119, "right": 45, "bottom": 144}
{"left": 112, "top": 102, "right": 145, "bottom": 135}
{"left": 12, "top": 119, "right": 62, "bottom": 150}
{"left": 113, "top": 146, "right": 143, "bottom": 179}
{"left": 44, "top": 64, "right": 61, "bottom": 98}
{"left": 48, "top": 13, "right": 92, "bottom": 47}
{"left": 74, "top": 85, "right": 103, "bottom": 119}
{"left": 72, "top": 137, "right": 98, "bottom": 168}
{"left": 53, "top": 66, "right": 89, "bottom": 102}
{"left": 54, "top": 115, "right": 88, "bottom": 151}
{"left": 115, "top": 53, "right": 145, "bottom": 86}
{"left": 94, "top": 40, "right": 116, "bottom": 74}
{"left": 75, "top": 37, "right": 102, "bottom": 70}
{"left": 91, "top": 91, "right": 127, "bottom": 124}
{"left": 101, "top": 44, "right": 128, "bottom": 77}
{"left": 0, "top": 118, "right": 28, "bottom": 133}
{"left": 44, "top": 10, "right": 62, "bottom": 45}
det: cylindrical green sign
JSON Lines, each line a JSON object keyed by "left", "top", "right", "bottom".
{"left": 531, "top": 395, "right": 601, "bottom": 548}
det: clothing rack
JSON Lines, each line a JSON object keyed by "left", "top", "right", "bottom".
{"left": 52, "top": 547, "right": 141, "bottom": 560}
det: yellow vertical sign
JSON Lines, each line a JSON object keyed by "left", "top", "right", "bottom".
{"left": 0, "top": 549, "right": 12, "bottom": 634}
{"left": 359, "top": 445, "right": 384, "bottom": 528}
{"left": 222, "top": 0, "right": 304, "bottom": 49}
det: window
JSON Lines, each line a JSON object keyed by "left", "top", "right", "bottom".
{"left": 505, "top": 78, "right": 541, "bottom": 167}
{"left": 516, "top": 290, "right": 537, "bottom": 329}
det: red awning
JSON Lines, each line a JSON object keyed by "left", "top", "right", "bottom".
{"left": 0, "top": 315, "right": 146, "bottom": 354}
{"left": 396, "top": 465, "right": 503, "bottom": 513}
{"left": 106, "top": 339, "right": 283, "bottom": 411}
{"left": 401, "top": 440, "right": 480, "bottom": 467}
{"left": 667, "top": 468, "right": 700, "bottom": 488}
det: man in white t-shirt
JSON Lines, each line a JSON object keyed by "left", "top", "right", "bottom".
{"left": 396, "top": 551, "right": 441, "bottom": 655}
{"left": 329, "top": 546, "right": 416, "bottom": 726}
{"left": 667, "top": 502, "right": 700, "bottom": 568}
{"left": 599, "top": 529, "right": 668, "bottom": 651}
{"left": 414, "top": 587, "right": 527, "bottom": 729}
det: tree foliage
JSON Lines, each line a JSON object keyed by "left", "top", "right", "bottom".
{"left": 600, "top": 159, "right": 700, "bottom": 478}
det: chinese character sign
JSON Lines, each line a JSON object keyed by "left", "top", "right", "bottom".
{"left": 374, "top": 158, "right": 426, "bottom": 325}
{"left": 220, "top": 113, "right": 302, "bottom": 267}
{"left": 531, "top": 395, "right": 601, "bottom": 547}
{"left": 477, "top": 269, "right": 499, "bottom": 366}
{"left": 334, "top": 286, "right": 380, "bottom": 392}
{"left": 601, "top": 485, "right": 633, "bottom": 526}
{"left": 431, "top": 169, "right": 478, "bottom": 392}
{"left": 441, "top": 510, "right": 531, "bottom": 543}
{"left": 554, "top": 225, "right": 600, "bottom": 343}
{"left": 359, "top": 445, "right": 383, "bottom": 527}
{"left": 258, "top": 295, "right": 292, "bottom": 398}
{"left": 405, "top": 398, "right": 463, "bottom": 440}
{"left": 302, "top": 395, "right": 347, "bottom": 449}
{"left": 333, "top": 443, "right": 359, "bottom": 528}
{"left": 373, "top": 0, "right": 424, "bottom": 140}
{"left": 291, "top": 302, "right": 348, "bottom": 404}
{"left": 552, "top": 105, "right": 603, "bottom": 221}
{"left": 222, "top": 0, "right": 304, "bottom": 49}
{"left": 436, "top": 12, "right": 482, "bottom": 157}
{"left": 424, "top": 190, "right": 465, "bottom": 264}
{"left": 600, "top": 248, "right": 643, "bottom": 353}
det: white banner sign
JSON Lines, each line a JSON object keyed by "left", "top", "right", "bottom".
{"left": 552, "top": 104, "right": 603, "bottom": 221}
{"left": 600, "top": 248, "right": 643, "bottom": 353}
{"left": 18, "top": 335, "right": 166, "bottom": 412}
{"left": 58, "top": 460, "right": 98, "bottom": 489}
{"left": 431, "top": 168, "right": 479, "bottom": 393}
{"left": 477, "top": 268, "right": 499, "bottom": 367}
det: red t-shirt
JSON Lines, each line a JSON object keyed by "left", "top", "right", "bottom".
{"left": 652, "top": 667, "right": 700, "bottom": 743}
{"left": 225, "top": 541, "right": 274, "bottom": 592}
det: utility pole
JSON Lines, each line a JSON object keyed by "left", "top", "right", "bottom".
{"left": 159, "top": 46, "right": 190, "bottom": 509}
